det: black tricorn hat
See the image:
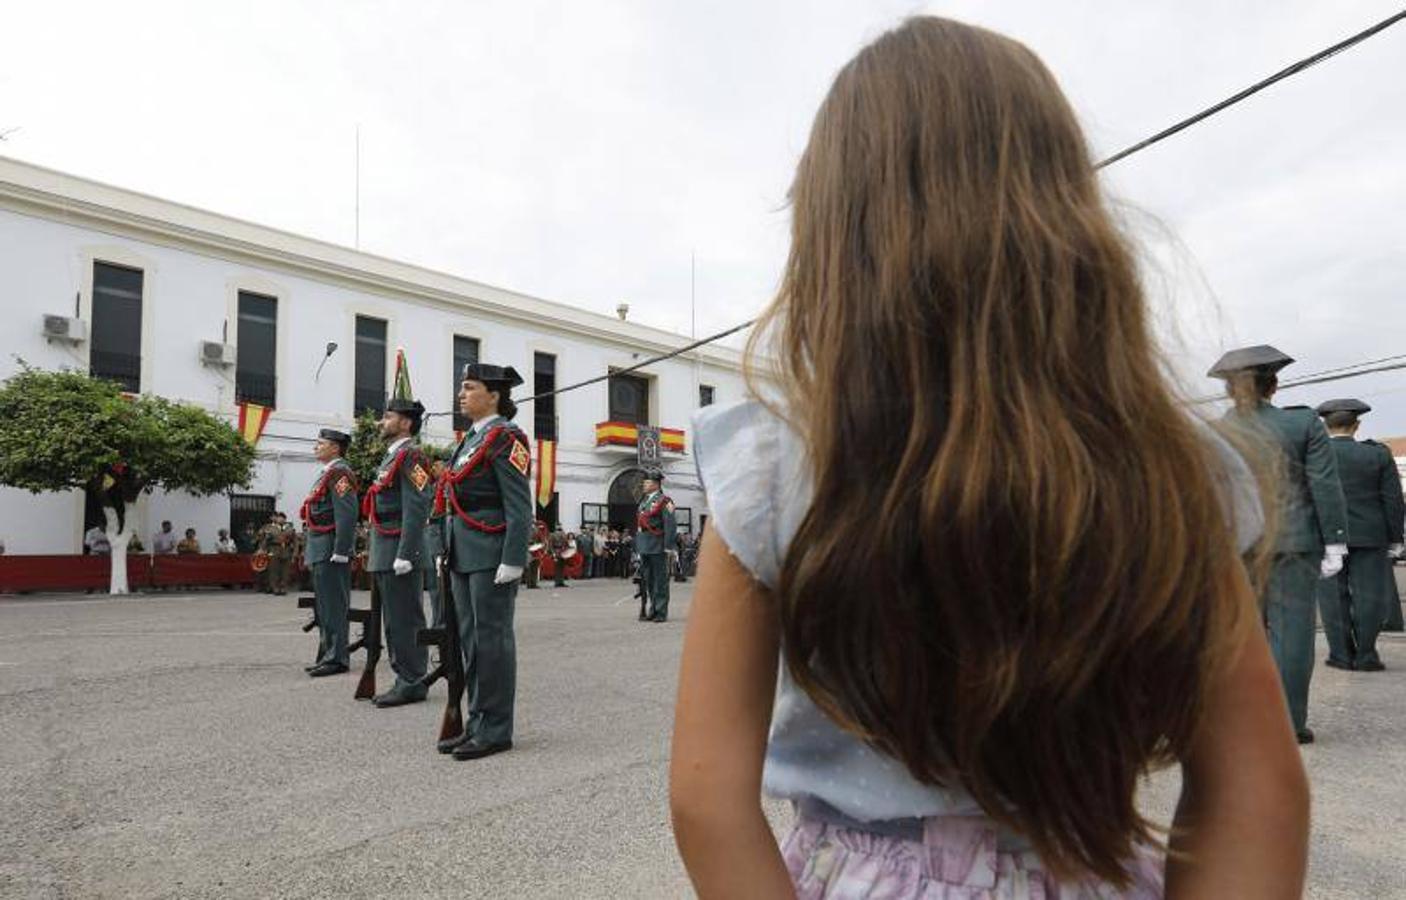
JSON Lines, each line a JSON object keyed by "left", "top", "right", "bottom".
{"left": 461, "top": 363, "right": 524, "bottom": 389}
{"left": 642, "top": 469, "right": 664, "bottom": 483}
{"left": 317, "top": 427, "right": 351, "bottom": 446}
{"left": 1315, "top": 398, "right": 1372, "bottom": 416}
{"left": 386, "top": 398, "right": 426, "bottom": 418}
{"left": 1206, "top": 345, "right": 1294, "bottom": 378}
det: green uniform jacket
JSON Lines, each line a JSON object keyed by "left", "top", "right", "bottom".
{"left": 634, "top": 491, "right": 677, "bottom": 555}
{"left": 1329, "top": 436, "right": 1406, "bottom": 549}
{"left": 440, "top": 417, "right": 533, "bottom": 574}
{"left": 1228, "top": 403, "right": 1348, "bottom": 554}
{"left": 301, "top": 459, "right": 359, "bottom": 566}
{"left": 365, "top": 440, "right": 433, "bottom": 572}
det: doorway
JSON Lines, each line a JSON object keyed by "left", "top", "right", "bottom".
{"left": 607, "top": 467, "right": 646, "bottom": 530}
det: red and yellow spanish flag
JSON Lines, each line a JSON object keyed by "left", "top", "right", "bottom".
{"left": 536, "top": 439, "right": 557, "bottom": 508}
{"left": 237, "top": 401, "right": 273, "bottom": 445}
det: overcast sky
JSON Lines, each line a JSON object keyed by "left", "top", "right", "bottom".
{"left": 4, "top": 1, "right": 1404, "bottom": 431}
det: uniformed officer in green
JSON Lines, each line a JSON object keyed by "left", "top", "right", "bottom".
{"left": 438, "top": 363, "right": 532, "bottom": 760}
{"left": 300, "top": 428, "right": 359, "bottom": 677}
{"left": 1213, "top": 345, "right": 1348, "bottom": 744}
{"left": 1314, "top": 399, "right": 1405, "bottom": 671}
{"left": 364, "top": 397, "right": 434, "bottom": 707}
{"left": 635, "top": 470, "right": 677, "bottom": 622}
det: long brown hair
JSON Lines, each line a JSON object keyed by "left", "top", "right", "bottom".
{"left": 749, "top": 17, "right": 1260, "bottom": 885}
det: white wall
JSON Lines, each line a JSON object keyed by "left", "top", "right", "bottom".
{"left": 0, "top": 203, "right": 742, "bottom": 553}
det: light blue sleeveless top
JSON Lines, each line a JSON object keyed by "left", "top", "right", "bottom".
{"left": 691, "top": 397, "right": 1264, "bottom": 823}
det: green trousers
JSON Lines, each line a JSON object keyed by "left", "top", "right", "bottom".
{"left": 640, "top": 553, "right": 670, "bottom": 620}
{"left": 1318, "top": 548, "right": 1390, "bottom": 668}
{"left": 311, "top": 561, "right": 351, "bottom": 667}
{"left": 373, "top": 570, "right": 428, "bottom": 693}
{"left": 449, "top": 569, "right": 518, "bottom": 745}
{"left": 1265, "top": 553, "right": 1319, "bottom": 734}
{"left": 1385, "top": 565, "right": 1404, "bottom": 632}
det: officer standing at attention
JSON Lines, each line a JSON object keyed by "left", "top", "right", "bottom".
{"left": 363, "top": 397, "right": 434, "bottom": 707}
{"left": 1212, "top": 345, "right": 1348, "bottom": 744}
{"left": 438, "top": 363, "right": 532, "bottom": 760}
{"left": 1315, "top": 399, "right": 1406, "bottom": 672}
{"left": 301, "top": 428, "right": 359, "bottom": 677}
{"left": 635, "top": 470, "right": 677, "bottom": 622}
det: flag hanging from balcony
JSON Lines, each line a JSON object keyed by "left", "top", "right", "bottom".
{"left": 536, "top": 439, "right": 557, "bottom": 509}
{"left": 237, "top": 402, "right": 272, "bottom": 445}
{"left": 392, "top": 347, "right": 413, "bottom": 400}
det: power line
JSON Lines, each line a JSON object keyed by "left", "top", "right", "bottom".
{"left": 1281, "top": 353, "right": 1406, "bottom": 387}
{"left": 1193, "top": 358, "right": 1406, "bottom": 405}
{"left": 1097, "top": 9, "right": 1406, "bottom": 168}
{"left": 494, "top": 9, "right": 1406, "bottom": 411}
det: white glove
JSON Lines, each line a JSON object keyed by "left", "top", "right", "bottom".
{"left": 494, "top": 564, "right": 524, "bottom": 585}
{"left": 1390, "top": 544, "right": 1404, "bottom": 559}
{"left": 393, "top": 557, "right": 413, "bottom": 576}
{"left": 434, "top": 555, "right": 445, "bottom": 568}
{"left": 1320, "top": 544, "right": 1348, "bottom": 579}
{"left": 329, "top": 553, "right": 349, "bottom": 564}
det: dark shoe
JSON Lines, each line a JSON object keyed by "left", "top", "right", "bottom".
{"left": 1296, "top": 728, "right": 1315, "bottom": 745}
{"left": 437, "top": 732, "right": 475, "bottom": 755}
{"left": 372, "top": 686, "right": 427, "bottom": 708}
{"left": 650, "top": 615, "right": 668, "bottom": 623}
{"left": 452, "top": 739, "right": 512, "bottom": 761}
{"left": 1324, "top": 658, "right": 1355, "bottom": 671}
{"left": 638, "top": 613, "right": 649, "bottom": 621}
{"left": 303, "top": 663, "right": 320, "bottom": 673}
{"left": 307, "top": 662, "right": 349, "bottom": 678}
{"left": 1357, "top": 660, "right": 1386, "bottom": 672}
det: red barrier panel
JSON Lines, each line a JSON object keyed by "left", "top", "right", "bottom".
{"left": 539, "top": 552, "right": 585, "bottom": 581}
{"left": 0, "top": 554, "right": 153, "bottom": 593}
{"left": 150, "top": 554, "right": 257, "bottom": 588}
{"left": 0, "top": 554, "right": 258, "bottom": 593}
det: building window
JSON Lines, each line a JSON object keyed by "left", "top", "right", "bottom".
{"left": 235, "top": 291, "right": 277, "bottom": 407}
{"left": 534, "top": 352, "right": 557, "bottom": 440}
{"left": 674, "top": 506, "right": 694, "bottom": 536}
{"left": 581, "top": 503, "right": 609, "bottom": 530}
{"left": 452, "top": 335, "right": 480, "bottom": 431}
{"left": 89, "top": 261, "right": 143, "bottom": 392}
{"left": 608, "top": 371, "right": 649, "bottom": 425}
{"left": 699, "top": 384, "right": 715, "bottom": 407}
{"left": 354, "top": 315, "right": 388, "bottom": 416}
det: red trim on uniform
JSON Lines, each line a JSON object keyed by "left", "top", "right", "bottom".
{"left": 637, "top": 494, "right": 670, "bottom": 534}
{"left": 436, "top": 425, "right": 514, "bottom": 533}
{"left": 300, "top": 465, "right": 358, "bottom": 534}
{"left": 363, "top": 446, "right": 422, "bottom": 537}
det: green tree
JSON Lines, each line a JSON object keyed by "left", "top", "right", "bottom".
{"left": 0, "top": 365, "right": 257, "bottom": 594}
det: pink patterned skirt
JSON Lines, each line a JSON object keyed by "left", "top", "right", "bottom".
{"left": 782, "top": 813, "right": 1164, "bottom": 899}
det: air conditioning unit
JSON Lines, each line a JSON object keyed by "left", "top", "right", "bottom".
{"left": 42, "top": 314, "right": 87, "bottom": 344}
{"left": 199, "top": 340, "right": 237, "bottom": 367}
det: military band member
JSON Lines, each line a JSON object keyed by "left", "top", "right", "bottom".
{"left": 437, "top": 363, "right": 532, "bottom": 760}
{"left": 1213, "top": 345, "right": 1348, "bottom": 744}
{"left": 363, "top": 397, "right": 434, "bottom": 707}
{"left": 635, "top": 470, "right": 677, "bottom": 622}
{"left": 1315, "top": 399, "right": 1406, "bottom": 671}
{"left": 262, "top": 513, "right": 296, "bottom": 596}
{"left": 301, "top": 428, "right": 359, "bottom": 677}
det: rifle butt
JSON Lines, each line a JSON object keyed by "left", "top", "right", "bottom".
{"left": 353, "top": 665, "right": 376, "bottom": 700}
{"left": 438, "top": 705, "right": 465, "bottom": 743}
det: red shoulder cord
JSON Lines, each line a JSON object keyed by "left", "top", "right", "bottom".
{"left": 637, "top": 494, "right": 669, "bottom": 535}
{"left": 434, "top": 426, "right": 511, "bottom": 533}
{"left": 301, "top": 466, "right": 358, "bottom": 534}
{"left": 362, "top": 447, "right": 419, "bottom": 537}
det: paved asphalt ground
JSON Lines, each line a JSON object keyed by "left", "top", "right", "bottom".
{"left": 1, "top": 577, "right": 1405, "bottom": 899}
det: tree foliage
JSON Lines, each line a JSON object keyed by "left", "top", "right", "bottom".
{"left": 0, "top": 364, "right": 256, "bottom": 508}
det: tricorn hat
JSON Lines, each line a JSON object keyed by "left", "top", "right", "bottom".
{"left": 461, "top": 363, "right": 524, "bottom": 389}
{"left": 1315, "top": 398, "right": 1372, "bottom": 416}
{"left": 642, "top": 469, "right": 664, "bottom": 483}
{"left": 1206, "top": 345, "right": 1295, "bottom": 378}
{"left": 386, "top": 398, "right": 426, "bottom": 419}
{"left": 317, "top": 427, "right": 351, "bottom": 447}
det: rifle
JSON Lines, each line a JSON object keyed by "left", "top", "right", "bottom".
{"left": 634, "top": 569, "right": 650, "bottom": 621}
{"left": 416, "top": 556, "right": 466, "bottom": 743}
{"left": 296, "top": 594, "right": 324, "bottom": 666}
{"left": 347, "top": 578, "right": 383, "bottom": 700}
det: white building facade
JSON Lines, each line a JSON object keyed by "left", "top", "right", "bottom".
{"left": 0, "top": 157, "right": 745, "bottom": 554}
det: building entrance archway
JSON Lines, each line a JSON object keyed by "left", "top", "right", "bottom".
{"left": 607, "top": 467, "right": 646, "bottom": 531}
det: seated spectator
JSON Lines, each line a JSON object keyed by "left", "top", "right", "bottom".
{"left": 152, "top": 521, "right": 178, "bottom": 555}
{"left": 84, "top": 525, "right": 111, "bottom": 555}
{"left": 214, "top": 529, "right": 238, "bottom": 554}
{"left": 176, "top": 528, "right": 202, "bottom": 555}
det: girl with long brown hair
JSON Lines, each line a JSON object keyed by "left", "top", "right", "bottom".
{"left": 670, "top": 16, "right": 1308, "bottom": 898}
